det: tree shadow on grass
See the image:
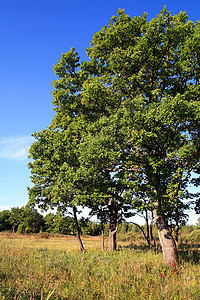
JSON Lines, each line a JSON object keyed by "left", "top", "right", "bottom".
{"left": 119, "top": 241, "right": 200, "bottom": 264}
{"left": 178, "top": 242, "right": 200, "bottom": 264}
{"left": 118, "top": 242, "right": 162, "bottom": 253}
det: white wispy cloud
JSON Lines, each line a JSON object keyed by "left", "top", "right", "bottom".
{"left": 0, "top": 136, "right": 34, "bottom": 161}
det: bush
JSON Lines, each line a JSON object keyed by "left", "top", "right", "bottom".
{"left": 36, "top": 232, "right": 50, "bottom": 239}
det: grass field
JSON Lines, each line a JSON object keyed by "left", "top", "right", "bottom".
{"left": 0, "top": 233, "right": 200, "bottom": 299}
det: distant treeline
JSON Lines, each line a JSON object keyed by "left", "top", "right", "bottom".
{"left": 0, "top": 206, "right": 139, "bottom": 236}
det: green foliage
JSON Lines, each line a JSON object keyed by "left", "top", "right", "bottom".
{"left": 78, "top": 218, "right": 101, "bottom": 235}
{"left": 44, "top": 212, "right": 76, "bottom": 235}
{"left": 0, "top": 207, "right": 44, "bottom": 234}
{"left": 28, "top": 8, "right": 200, "bottom": 239}
{"left": 15, "top": 206, "right": 44, "bottom": 234}
{"left": 9, "top": 207, "right": 24, "bottom": 232}
{"left": 80, "top": 7, "right": 200, "bottom": 221}
{"left": 0, "top": 210, "right": 12, "bottom": 231}
{"left": 0, "top": 207, "right": 103, "bottom": 236}
{"left": 118, "top": 222, "right": 139, "bottom": 234}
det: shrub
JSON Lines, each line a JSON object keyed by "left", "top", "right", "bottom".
{"left": 36, "top": 232, "right": 50, "bottom": 239}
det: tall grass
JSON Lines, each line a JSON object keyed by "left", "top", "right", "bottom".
{"left": 0, "top": 234, "right": 200, "bottom": 299}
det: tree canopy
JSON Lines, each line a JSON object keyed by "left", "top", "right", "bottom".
{"left": 28, "top": 7, "right": 200, "bottom": 263}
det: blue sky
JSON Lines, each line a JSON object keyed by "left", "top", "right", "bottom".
{"left": 0, "top": 0, "right": 199, "bottom": 224}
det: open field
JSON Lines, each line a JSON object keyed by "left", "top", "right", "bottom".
{"left": 0, "top": 233, "right": 200, "bottom": 299}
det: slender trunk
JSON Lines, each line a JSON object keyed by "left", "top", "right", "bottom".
{"left": 12, "top": 225, "right": 15, "bottom": 234}
{"left": 92, "top": 222, "right": 95, "bottom": 236}
{"left": 101, "top": 223, "right": 104, "bottom": 251}
{"left": 175, "top": 225, "right": 179, "bottom": 244}
{"left": 145, "top": 210, "right": 150, "bottom": 245}
{"left": 72, "top": 206, "right": 86, "bottom": 253}
{"left": 108, "top": 201, "right": 118, "bottom": 252}
{"left": 175, "top": 204, "right": 180, "bottom": 243}
{"left": 153, "top": 210, "right": 178, "bottom": 265}
{"left": 61, "top": 223, "right": 65, "bottom": 234}
{"left": 129, "top": 222, "right": 150, "bottom": 246}
{"left": 150, "top": 211, "right": 156, "bottom": 247}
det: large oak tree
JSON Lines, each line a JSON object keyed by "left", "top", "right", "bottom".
{"left": 29, "top": 8, "right": 200, "bottom": 264}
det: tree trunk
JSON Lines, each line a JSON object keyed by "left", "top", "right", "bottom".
{"left": 175, "top": 204, "right": 180, "bottom": 243}
{"left": 12, "top": 225, "right": 16, "bottom": 234}
{"left": 72, "top": 206, "right": 86, "bottom": 253}
{"left": 108, "top": 201, "right": 118, "bottom": 252}
{"left": 175, "top": 225, "right": 179, "bottom": 244}
{"left": 129, "top": 222, "right": 150, "bottom": 246}
{"left": 101, "top": 223, "right": 104, "bottom": 251}
{"left": 61, "top": 223, "right": 65, "bottom": 234}
{"left": 150, "top": 211, "right": 156, "bottom": 247}
{"left": 108, "top": 229, "right": 117, "bottom": 252}
{"left": 153, "top": 210, "right": 178, "bottom": 265}
{"left": 145, "top": 210, "right": 150, "bottom": 244}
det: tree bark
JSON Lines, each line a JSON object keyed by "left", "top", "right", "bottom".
{"left": 72, "top": 206, "right": 86, "bottom": 253}
{"left": 108, "top": 201, "right": 118, "bottom": 252}
{"left": 175, "top": 204, "right": 180, "bottom": 243}
{"left": 153, "top": 210, "right": 178, "bottom": 265}
{"left": 101, "top": 223, "right": 104, "bottom": 251}
{"left": 108, "top": 229, "right": 117, "bottom": 251}
{"left": 175, "top": 225, "right": 179, "bottom": 244}
{"left": 150, "top": 211, "right": 156, "bottom": 247}
{"left": 145, "top": 210, "right": 150, "bottom": 244}
{"left": 12, "top": 225, "right": 16, "bottom": 234}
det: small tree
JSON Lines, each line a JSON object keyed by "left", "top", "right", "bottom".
{"left": 28, "top": 128, "right": 86, "bottom": 252}
{"left": 0, "top": 210, "right": 12, "bottom": 231}
{"left": 43, "top": 213, "right": 55, "bottom": 233}
{"left": 17, "top": 206, "right": 44, "bottom": 234}
{"left": 9, "top": 207, "right": 25, "bottom": 233}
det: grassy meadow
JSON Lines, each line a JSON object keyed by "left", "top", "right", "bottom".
{"left": 0, "top": 233, "right": 200, "bottom": 299}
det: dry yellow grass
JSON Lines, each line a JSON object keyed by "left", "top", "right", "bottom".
{"left": 0, "top": 233, "right": 200, "bottom": 299}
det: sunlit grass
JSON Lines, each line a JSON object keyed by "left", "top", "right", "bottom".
{"left": 0, "top": 234, "right": 200, "bottom": 299}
